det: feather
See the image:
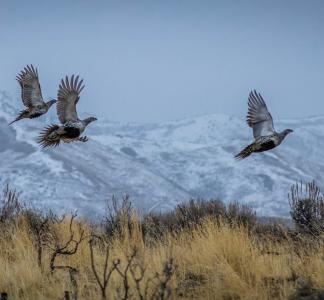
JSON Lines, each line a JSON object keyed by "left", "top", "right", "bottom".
{"left": 9, "top": 109, "right": 29, "bottom": 125}
{"left": 16, "top": 64, "right": 44, "bottom": 107}
{"left": 235, "top": 143, "right": 255, "bottom": 160}
{"left": 56, "top": 75, "right": 84, "bottom": 124}
{"left": 246, "top": 90, "right": 275, "bottom": 139}
{"left": 38, "top": 124, "right": 61, "bottom": 148}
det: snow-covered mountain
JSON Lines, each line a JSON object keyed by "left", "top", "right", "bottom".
{"left": 0, "top": 91, "right": 322, "bottom": 218}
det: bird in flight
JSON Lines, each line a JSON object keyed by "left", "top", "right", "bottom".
{"left": 38, "top": 75, "right": 97, "bottom": 148}
{"left": 235, "top": 90, "right": 293, "bottom": 160}
{"left": 10, "top": 65, "right": 56, "bottom": 125}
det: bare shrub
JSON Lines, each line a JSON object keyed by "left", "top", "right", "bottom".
{"left": 142, "top": 199, "right": 257, "bottom": 239}
{"left": 48, "top": 213, "right": 87, "bottom": 300}
{"left": 89, "top": 235, "right": 176, "bottom": 300}
{"left": 23, "top": 209, "right": 54, "bottom": 268}
{"left": 150, "top": 258, "right": 175, "bottom": 300}
{"left": 225, "top": 201, "right": 257, "bottom": 228}
{"left": 142, "top": 199, "right": 225, "bottom": 238}
{"left": 103, "top": 195, "right": 133, "bottom": 237}
{"left": 0, "top": 184, "right": 21, "bottom": 224}
{"left": 114, "top": 249, "right": 137, "bottom": 300}
{"left": 289, "top": 181, "right": 324, "bottom": 236}
{"left": 88, "top": 235, "right": 120, "bottom": 300}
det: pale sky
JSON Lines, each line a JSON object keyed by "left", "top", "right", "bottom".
{"left": 1, "top": 0, "right": 324, "bottom": 122}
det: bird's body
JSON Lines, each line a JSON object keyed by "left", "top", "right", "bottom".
{"left": 235, "top": 90, "right": 293, "bottom": 160}
{"left": 10, "top": 65, "right": 56, "bottom": 124}
{"left": 38, "top": 75, "right": 97, "bottom": 148}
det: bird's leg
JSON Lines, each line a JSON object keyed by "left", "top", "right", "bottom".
{"left": 78, "top": 136, "right": 88, "bottom": 143}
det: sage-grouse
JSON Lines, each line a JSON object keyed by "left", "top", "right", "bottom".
{"left": 10, "top": 65, "right": 56, "bottom": 125}
{"left": 235, "top": 90, "right": 293, "bottom": 160}
{"left": 38, "top": 75, "right": 97, "bottom": 148}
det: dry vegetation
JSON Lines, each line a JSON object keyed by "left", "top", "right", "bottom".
{"left": 0, "top": 183, "right": 323, "bottom": 300}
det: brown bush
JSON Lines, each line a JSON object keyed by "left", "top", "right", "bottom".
{"left": 289, "top": 181, "right": 324, "bottom": 236}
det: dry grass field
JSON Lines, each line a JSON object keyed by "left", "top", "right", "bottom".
{"left": 0, "top": 185, "right": 323, "bottom": 300}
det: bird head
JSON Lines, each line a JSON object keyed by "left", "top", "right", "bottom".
{"left": 46, "top": 99, "right": 57, "bottom": 107}
{"left": 284, "top": 129, "right": 293, "bottom": 135}
{"left": 281, "top": 128, "right": 293, "bottom": 138}
{"left": 83, "top": 116, "right": 98, "bottom": 126}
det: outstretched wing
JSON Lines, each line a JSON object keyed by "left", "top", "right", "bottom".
{"left": 246, "top": 90, "right": 275, "bottom": 139}
{"left": 57, "top": 75, "right": 84, "bottom": 124}
{"left": 16, "top": 65, "right": 44, "bottom": 107}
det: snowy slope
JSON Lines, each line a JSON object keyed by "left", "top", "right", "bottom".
{"left": 0, "top": 91, "right": 322, "bottom": 218}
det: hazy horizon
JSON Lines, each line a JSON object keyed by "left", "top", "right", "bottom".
{"left": 1, "top": 0, "right": 324, "bottom": 123}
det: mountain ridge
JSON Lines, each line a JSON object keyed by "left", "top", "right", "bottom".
{"left": 0, "top": 91, "right": 322, "bottom": 218}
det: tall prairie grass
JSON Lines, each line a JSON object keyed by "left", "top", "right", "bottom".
{"left": 0, "top": 208, "right": 323, "bottom": 299}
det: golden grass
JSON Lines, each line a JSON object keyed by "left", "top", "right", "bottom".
{"left": 0, "top": 215, "right": 323, "bottom": 300}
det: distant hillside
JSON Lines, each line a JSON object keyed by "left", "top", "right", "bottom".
{"left": 0, "top": 90, "right": 323, "bottom": 218}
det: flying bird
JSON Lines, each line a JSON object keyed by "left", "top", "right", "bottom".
{"left": 10, "top": 65, "right": 56, "bottom": 125}
{"left": 38, "top": 75, "right": 97, "bottom": 148}
{"left": 235, "top": 90, "right": 293, "bottom": 160}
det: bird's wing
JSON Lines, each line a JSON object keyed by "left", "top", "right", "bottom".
{"left": 246, "top": 90, "right": 275, "bottom": 139}
{"left": 57, "top": 75, "right": 84, "bottom": 124}
{"left": 16, "top": 65, "right": 44, "bottom": 107}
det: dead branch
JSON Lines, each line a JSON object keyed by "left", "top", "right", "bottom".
{"left": 49, "top": 213, "right": 87, "bottom": 300}
{"left": 115, "top": 248, "right": 137, "bottom": 300}
{"left": 89, "top": 235, "right": 120, "bottom": 300}
{"left": 151, "top": 258, "right": 175, "bottom": 300}
{"left": 129, "top": 260, "right": 146, "bottom": 300}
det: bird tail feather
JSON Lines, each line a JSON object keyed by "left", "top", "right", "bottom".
{"left": 9, "top": 110, "right": 28, "bottom": 125}
{"left": 235, "top": 143, "right": 255, "bottom": 160}
{"left": 38, "top": 124, "right": 61, "bottom": 148}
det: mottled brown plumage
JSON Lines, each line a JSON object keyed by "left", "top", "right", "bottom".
{"left": 235, "top": 90, "right": 293, "bottom": 160}
{"left": 38, "top": 75, "right": 97, "bottom": 148}
{"left": 10, "top": 65, "right": 56, "bottom": 125}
